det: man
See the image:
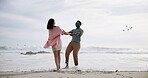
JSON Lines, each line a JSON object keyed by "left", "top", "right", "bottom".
{"left": 65, "top": 20, "right": 84, "bottom": 68}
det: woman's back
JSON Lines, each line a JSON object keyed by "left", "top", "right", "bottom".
{"left": 48, "top": 26, "right": 63, "bottom": 40}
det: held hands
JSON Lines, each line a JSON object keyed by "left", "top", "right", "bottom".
{"left": 62, "top": 32, "right": 71, "bottom": 35}
{"left": 62, "top": 31, "right": 81, "bottom": 36}
{"left": 62, "top": 32, "right": 76, "bottom": 36}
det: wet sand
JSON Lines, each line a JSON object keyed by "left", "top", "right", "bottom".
{"left": 0, "top": 71, "right": 148, "bottom": 78}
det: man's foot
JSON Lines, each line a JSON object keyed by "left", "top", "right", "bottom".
{"left": 75, "top": 65, "right": 78, "bottom": 66}
{"left": 63, "top": 66, "right": 69, "bottom": 69}
{"left": 71, "top": 65, "right": 78, "bottom": 69}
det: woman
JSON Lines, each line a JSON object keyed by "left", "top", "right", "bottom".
{"left": 44, "top": 18, "right": 71, "bottom": 71}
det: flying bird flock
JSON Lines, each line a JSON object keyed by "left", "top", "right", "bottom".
{"left": 123, "top": 25, "right": 133, "bottom": 31}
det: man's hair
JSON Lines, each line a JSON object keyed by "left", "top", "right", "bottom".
{"left": 77, "top": 20, "right": 82, "bottom": 25}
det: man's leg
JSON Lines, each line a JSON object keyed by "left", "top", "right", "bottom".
{"left": 65, "top": 42, "right": 73, "bottom": 68}
{"left": 73, "top": 42, "right": 80, "bottom": 66}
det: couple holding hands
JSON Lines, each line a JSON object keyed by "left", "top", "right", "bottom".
{"left": 44, "top": 18, "right": 84, "bottom": 71}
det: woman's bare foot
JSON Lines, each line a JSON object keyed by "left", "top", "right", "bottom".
{"left": 56, "top": 67, "right": 61, "bottom": 72}
{"left": 57, "top": 69, "right": 60, "bottom": 73}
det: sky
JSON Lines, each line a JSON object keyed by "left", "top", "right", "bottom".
{"left": 0, "top": 0, "right": 148, "bottom": 48}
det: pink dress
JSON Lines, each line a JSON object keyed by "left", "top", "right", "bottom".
{"left": 44, "top": 26, "right": 64, "bottom": 48}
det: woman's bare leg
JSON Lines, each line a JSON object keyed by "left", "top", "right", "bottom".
{"left": 57, "top": 50, "right": 61, "bottom": 70}
{"left": 53, "top": 50, "right": 60, "bottom": 71}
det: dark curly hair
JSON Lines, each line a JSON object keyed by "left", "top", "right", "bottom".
{"left": 77, "top": 20, "right": 82, "bottom": 25}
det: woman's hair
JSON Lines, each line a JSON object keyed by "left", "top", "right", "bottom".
{"left": 47, "top": 18, "right": 55, "bottom": 29}
{"left": 77, "top": 20, "right": 82, "bottom": 25}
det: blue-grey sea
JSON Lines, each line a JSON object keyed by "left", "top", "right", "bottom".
{"left": 0, "top": 46, "right": 148, "bottom": 71}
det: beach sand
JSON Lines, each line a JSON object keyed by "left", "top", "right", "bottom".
{"left": 0, "top": 71, "right": 148, "bottom": 78}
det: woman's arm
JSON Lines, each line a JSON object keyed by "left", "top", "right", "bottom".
{"left": 62, "top": 31, "right": 71, "bottom": 35}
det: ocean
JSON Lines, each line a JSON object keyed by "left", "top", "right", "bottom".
{"left": 0, "top": 46, "right": 148, "bottom": 72}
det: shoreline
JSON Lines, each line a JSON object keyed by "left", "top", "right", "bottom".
{"left": 0, "top": 71, "right": 148, "bottom": 78}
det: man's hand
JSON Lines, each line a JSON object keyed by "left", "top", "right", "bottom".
{"left": 70, "top": 32, "right": 81, "bottom": 36}
{"left": 70, "top": 33, "right": 75, "bottom": 36}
